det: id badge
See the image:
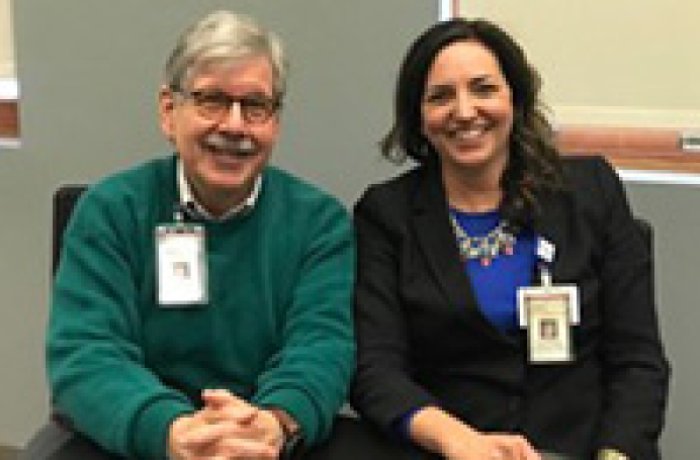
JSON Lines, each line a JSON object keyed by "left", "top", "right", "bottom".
{"left": 517, "top": 285, "right": 578, "bottom": 364}
{"left": 156, "top": 224, "right": 208, "bottom": 306}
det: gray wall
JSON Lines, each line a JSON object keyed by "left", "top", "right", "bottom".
{"left": 625, "top": 181, "right": 700, "bottom": 459}
{"left": 1, "top": 0, "right": 435, "bottom": 447}
{"left": 1, "top": 2, "right": 697, "bottom": 459}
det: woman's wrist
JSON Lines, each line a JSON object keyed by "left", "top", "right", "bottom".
{"left": 409, "top": 406, "right": 479, "bottom": 456}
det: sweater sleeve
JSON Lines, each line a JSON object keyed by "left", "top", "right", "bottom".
{"left": 251, "top": 197, "right": 356, "bottom": 446}
{"left": 592, "top": 159, "right": 670, "bottom": 458}
{"left": 47, "top": 187, "right": 194, "bottom": 459}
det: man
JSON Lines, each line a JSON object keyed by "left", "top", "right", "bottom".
{"left": 47, "top": 10, "right": 355, "bottom": 460}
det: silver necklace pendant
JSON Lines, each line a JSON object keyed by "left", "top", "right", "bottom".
{"left": 450, "top": 214, "right": 516, "bottom": 265}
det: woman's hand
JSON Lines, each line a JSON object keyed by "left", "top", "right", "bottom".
{"left": 442, "top": 431, "right": 541, "bottom": 460}
{"left": 409, "top": 406, "right": 541, "bottom": 460}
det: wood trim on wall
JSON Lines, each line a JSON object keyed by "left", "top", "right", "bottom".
{"left": 556, "top": 125, "right": 700, "bottom": 174}
{"left": 0, "top": 99, "right": 19, "bottom": 139}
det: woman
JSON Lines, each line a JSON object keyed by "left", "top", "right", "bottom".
{"left": 351, "top": 18, "right": 669, "bottom": 460}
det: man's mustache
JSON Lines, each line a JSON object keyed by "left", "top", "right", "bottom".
{"left": 204, "top": 133, "right": 257, "bottom": 157}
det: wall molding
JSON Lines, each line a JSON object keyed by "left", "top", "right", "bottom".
{"left": 0, "top": 99, "right": 18, "bottom": 139}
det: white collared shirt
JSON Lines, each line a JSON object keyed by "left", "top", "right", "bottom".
{"left": 177, "top": 159, "right": 261, "bottom": 221}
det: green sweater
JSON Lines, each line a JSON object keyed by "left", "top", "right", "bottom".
{"left": 47, "top": 155, "right": 356, "bottom": 459}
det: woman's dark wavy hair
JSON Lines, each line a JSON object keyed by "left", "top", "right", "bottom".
{"left": 381, "top": 18, "right": 565, "bottom": 228}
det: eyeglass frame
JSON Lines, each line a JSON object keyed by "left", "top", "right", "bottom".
{"left": 170, "top": 85, "right": 282, "bottom": 125}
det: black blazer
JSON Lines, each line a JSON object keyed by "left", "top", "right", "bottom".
{"left": 350, "top": 156, "right": 669, "bottom": 459}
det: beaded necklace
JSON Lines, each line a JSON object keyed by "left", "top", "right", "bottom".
{"left": 449, "top": 214, "right": 517, "bottom": 266}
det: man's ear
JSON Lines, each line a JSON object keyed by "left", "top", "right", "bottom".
{"left": 158, "top": 85, "right": 176, "bottom": 141}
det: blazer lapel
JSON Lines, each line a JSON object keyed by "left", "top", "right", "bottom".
{"left": 531, "top": 191, "right": 572, "bottom": 281}
{"left": 410, "top": 166, "right": 471, "bottom": 314}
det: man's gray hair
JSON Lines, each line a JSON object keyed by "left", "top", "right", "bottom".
{"left": 164, "top": 10, "right": 288, "bottom": 98}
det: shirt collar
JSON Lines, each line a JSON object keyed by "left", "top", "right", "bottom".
{"left": 177, "top": 158, "right": 261, "bottom": 221}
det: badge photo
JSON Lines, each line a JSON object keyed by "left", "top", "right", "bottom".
{"left": 527, "top": 298, "right": 571, "bottom": 364}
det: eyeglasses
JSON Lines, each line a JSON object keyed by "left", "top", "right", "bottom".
{"left": 173, "top": 87, "right": 281, "bottom": 125}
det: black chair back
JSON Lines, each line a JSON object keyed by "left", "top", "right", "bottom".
{"left": 52, "top": 185, "right": 87, "bottom": 275}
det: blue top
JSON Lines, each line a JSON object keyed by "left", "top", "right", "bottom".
{"left": 450, "top": 209, "right": 536, "bottom": 332}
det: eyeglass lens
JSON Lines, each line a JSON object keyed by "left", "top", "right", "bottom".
{"left": 180, "top": 89, "right": 278, "bottom": 124}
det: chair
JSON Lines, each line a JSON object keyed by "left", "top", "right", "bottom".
{"left": 21, "top": 185, "right": 105, "bottom": 459}
{"left": 636, "top": 217, "right": 656, "bottom": 304}
{"left": 52, "top": 184, "right": 87, "bottom": 275}
{"left": 636, "top": 217, "right": 653, "bottom": 253}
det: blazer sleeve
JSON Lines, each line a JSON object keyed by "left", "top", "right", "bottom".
{"left": 350, "top": 185, "right": 438, "bottom": 432}
{"left": 591, "top": 159, "right": 670, "bottom": 457}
